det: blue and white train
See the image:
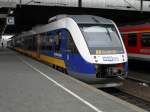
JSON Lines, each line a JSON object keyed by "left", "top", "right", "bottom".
{"left": 9, "top": 15, "right": 128, "bottom": 87}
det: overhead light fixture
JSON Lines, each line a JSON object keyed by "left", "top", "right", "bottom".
{"left": 9, "top": 10, "right": 14, "bottom": 14}
{"left": 126, "top": 6, "right": 131, "bottom": 8}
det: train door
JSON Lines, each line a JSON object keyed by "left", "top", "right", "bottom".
{"left": 64, "top": 30, "right": 94, "bottom": 76}
{"left": 64, "top": 30, "right": 81, "bottom": 74}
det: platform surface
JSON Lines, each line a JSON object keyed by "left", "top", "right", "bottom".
{"left": 0, "top": 48, "right": 147, "bottom": 112}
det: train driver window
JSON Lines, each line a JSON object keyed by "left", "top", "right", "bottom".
{"left": 128, "top": 33, "right": 137, "bottom": 47}
{"left": 142, "top": 33, "right": 150, "bottom": 47}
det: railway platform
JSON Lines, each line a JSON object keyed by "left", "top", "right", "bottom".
{"left": 0, "top": 48, "right": 147, "bottom": 112}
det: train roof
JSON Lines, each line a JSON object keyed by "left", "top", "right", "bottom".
{"left": 11, "top": 30, "right": 36, "bottom": 39}
{"left": 48, "top": 14, "right": 113, "bottom": 24}
{"left": 14, "top": 15, "right": 114, "bottom": 39}
{"left": 119, "top": 24, "right": 150, "bottom": 32}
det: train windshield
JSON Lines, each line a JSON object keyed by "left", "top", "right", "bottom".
{"left": 79, "top": 24, "right": 124, "bottom": 55}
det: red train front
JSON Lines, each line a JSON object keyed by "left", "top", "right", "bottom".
{"left": 119, "top": 24, "right": 150, "bottom": 61}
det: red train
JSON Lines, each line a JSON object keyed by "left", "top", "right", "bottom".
{"left": 119, "top": 24, "right": 150, "bottom": 61}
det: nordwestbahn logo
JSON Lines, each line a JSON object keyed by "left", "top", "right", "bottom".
{"left": 103, "top": 56, "right": 119, "bottom": 61}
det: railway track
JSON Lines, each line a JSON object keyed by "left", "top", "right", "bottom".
{"left": 100, "top": 62, "right": 150, "bottom": 110}
{"left": 127, "top": 77, "right": 150, "bottom": 87}
{"left": 128, "top": 71, "right": 150, "bottom": 86}
{"left": 101, "top": 72, "right": 150, "bottom": 111}
{"left": 101, "top": 88, "right": 150, "bottom": 112}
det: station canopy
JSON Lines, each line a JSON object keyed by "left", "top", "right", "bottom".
{"left": 0, "top": 0, "right": 150, "bottom": 12}
{"left": 1, "top": 0, "right": 150, "bottom": 36}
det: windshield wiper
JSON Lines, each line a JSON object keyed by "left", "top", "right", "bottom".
{"left": 106, "top": 28, "right": 112, "bottom": 41}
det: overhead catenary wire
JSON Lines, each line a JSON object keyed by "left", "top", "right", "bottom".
{"left": 123, "top": 0, "right": 139, "bottom": 11}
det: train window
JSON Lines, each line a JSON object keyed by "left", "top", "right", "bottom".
{"left": 66, "top": 31, "right": 78, "bottom": 53}
{"left": 32, "top": 35, "right": 37, "bottom": 51}
{"left": 39, "top": 33, "right": 46, "bottom": 50}
{"left": 36, "top": 33, "right": 43, "bottom": 51}
{"left": 128, "top": 33, "right": 137, "bottom": 47}
{"left": 41, "top": 38, "right": 45, "bottom": 50}
{"left": 54, "top": 31, "right": 61, "bottom": 52}
{"left": 39, "top": 32, "right": 53, "bottom": 51}
{"left": 142, "top": 33, "right": 150, "bottom": 47}
{"left": 22, "top": 36, "right": 29, "bottom": 50}
{"left": 15, "top": 38, "right": 22, "bottom": 48}
{"left": 36, "top": 34, "right": 43, "bottom": 53}
{"left": 46, "top": 35, "right": 53, "bottom": 50}
{"left": 24, "top": 37, "right": 33, "bottom": 50}
{"left": 79, "top": 24, "right": 124, "bottom": 54}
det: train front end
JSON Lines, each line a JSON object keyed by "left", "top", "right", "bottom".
{"left": 79, "top": 20, "right": 127, "bottom": 87}
{"left": 81, "top": 24, "right": 127, "bottom": 70}
{"left": 65, "top": 15, "right": 128, "bottom": 87}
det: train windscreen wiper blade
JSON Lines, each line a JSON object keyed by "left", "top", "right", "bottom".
{"left": 106, "top": 28, "right": 112, "bottom": 41}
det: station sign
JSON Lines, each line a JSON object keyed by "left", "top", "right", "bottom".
{"left": 6, "top": 16, "right": 15, "bottom": 25}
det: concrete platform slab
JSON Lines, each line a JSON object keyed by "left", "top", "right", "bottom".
{"left": 0, "top": 49, "right": 148, "bottom": 112}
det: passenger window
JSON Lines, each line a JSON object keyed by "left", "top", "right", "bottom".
{"left": 33, "top": 36, "right": 37, "bottom": 51}
{"left": 128, "top": 33, "right": 137, "bottom": 47}
{"left": 26, "top": 37, "right": 33, "bottom": 50}
{"left": 43, "top": 34, "right": 53, "bottom": 51}
{"left": 36, "top": 34, "right": 43, "bottom": 53}
{"left": 142, "top": 33, "right": 150, "bottom": 47}
{"left": 47, "top": 36, "right": 53, "bottom": 50}
{"left": 38, "top": 33, "right": 52, "bottom": 51}
{"left": 54, "top": 31, "right": 61, "bottom": 52}
{"left": 39, "top": 33, "right": 46, "bottom": 51}
{"left": 22, "top": 36, "right": 31, "bottom": 50}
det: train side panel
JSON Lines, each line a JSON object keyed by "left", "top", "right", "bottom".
{"left": 120, "top": 24, "right": 150, "bottom": 60}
